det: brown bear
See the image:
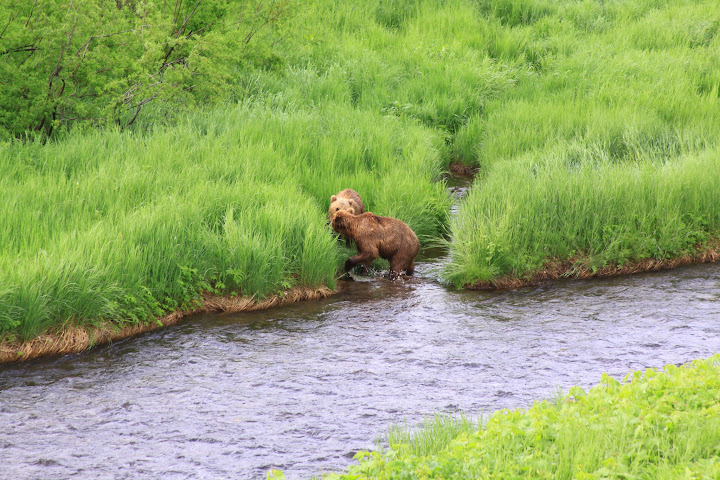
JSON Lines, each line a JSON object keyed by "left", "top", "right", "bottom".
{"left": 328, "top": 188, "right": 365, "bottom": 222}
{"left": 331, "top": 210, "right": 420, "bottom": 279}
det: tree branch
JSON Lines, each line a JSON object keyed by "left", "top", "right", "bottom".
{"left": 0, "top": 45, "right": 37, "bottom": 56}
{"left": 74, "top": 29, "right": 134, "bottom": 59}
{"left": 124, "top": 86, "right": 164, "bottom": 127}
{"left": 25, "top": 0, "right": 38, "bottom": 28}
{"left": 0, "top": 1, "right": 21, "bottom": 39}
{"left": 244, "top": 0, "right": 287, "bottom": 45}
{"left": 175, "top": 0, "right": 202, "bottom": 39}
{"left": 159, "top": 0, "right": 202, "bottom": 72}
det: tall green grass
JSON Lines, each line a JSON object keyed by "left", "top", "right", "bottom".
{"left": 0, "top": 103, "right": 450, "bottom": 340}
{"left": 323, "top": 356, "right": 720, "bottom": 479}
{"left": 386, "top": 414, "right": 478, "bottom": 457}
{"left": 229, "top": 0, "right": 526, "bottom": 157}
{"left": 444, "top": 0, "right": 720, "bottom": 286}
{"left": 445, "top": 144, "right": 720, "bottom": 286}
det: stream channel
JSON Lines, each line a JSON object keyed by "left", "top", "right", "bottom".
{"left": 2, "top": 177, "right": 720, "bottom": 479}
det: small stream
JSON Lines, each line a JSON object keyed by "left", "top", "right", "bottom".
{"left": 1, "top": 179, "right": 719, "bottom": 479}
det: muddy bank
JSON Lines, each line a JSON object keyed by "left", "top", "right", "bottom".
{"left": 0, "top": 286, "right": 333, "bottom": 364}
{"left": 447, "top": 161, "right": 478, "bottom": 177}
{"left": 467, "top": 240, "right": 720, "bottom": 290}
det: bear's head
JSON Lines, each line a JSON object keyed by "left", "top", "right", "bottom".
{"left": 328, "top": 195, "right": 360, "bottom": 223}
{"left": 331, "top": 210, "right": 352, "bottom": 233}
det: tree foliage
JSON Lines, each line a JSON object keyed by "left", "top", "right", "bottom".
{"left": 0, "top": 0, "right": 293, "bottom": 139}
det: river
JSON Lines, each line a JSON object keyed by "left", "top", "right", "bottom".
{"left": 1, "top": 181, "right": 719, "bottom": 479}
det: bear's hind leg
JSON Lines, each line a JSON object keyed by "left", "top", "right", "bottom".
{"left": 389, "top": 257, "right": 409, "bottom": 280}
{"left": 406, "top": 259, "right": 415, "bottom": 275}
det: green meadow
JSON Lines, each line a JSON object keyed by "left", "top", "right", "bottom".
{"left": 3, "top": 0, "right": 720, "bottom": 340}
{"left": 322, "top": 356, "right": 720, "bottom": 479}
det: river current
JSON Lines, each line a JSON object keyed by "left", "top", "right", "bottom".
{"left": 1, "top": 183, "right": 719, "bottom": 479}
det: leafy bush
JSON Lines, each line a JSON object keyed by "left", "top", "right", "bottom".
{"left": 0, "top": 0, "right": 293, "bottom": 139}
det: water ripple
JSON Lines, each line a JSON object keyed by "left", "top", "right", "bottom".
{"left": 1, "top": 263, "right": 719, "bottom": 479}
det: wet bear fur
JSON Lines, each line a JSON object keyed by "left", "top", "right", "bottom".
{"left": 328, "top": 188, "right": 365, "bottom": 222}
{"left": 331, "top": 210, "right": 420, "bottom": 279}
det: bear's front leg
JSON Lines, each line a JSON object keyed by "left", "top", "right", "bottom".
{"left": 345, "top": 252, "right": 376, "bottom": 274}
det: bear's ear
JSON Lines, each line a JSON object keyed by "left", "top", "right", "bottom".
{"left": 348, "top": 199, "right": 354, "bottom": 206}
{"left": 331, "top": 195, "right": 337, "bottom": 202}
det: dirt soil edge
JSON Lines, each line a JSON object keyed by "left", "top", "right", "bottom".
{"left": 447, "top": 161, "right": 478, "bottom": 177}
{"left": 0, "top": 286, "right": 334, "bottom": 364}
{"left": 466, "top": 241, "right": 720, "bottom": 290}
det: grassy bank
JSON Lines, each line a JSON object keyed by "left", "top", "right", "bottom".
{"left": 320, "top": 355, "right": 720, "bottom": 479}
{"left": 0, "top": 285, "right": 333, "bottom": 363}
{"left": 446, "top": 145, "right": 720, "bottom": 288}
{"left": 444, "top": 0, "right": 720, "bottom": 287}
{"left": 0, "top": 103, "right": 449, "bottom": 343}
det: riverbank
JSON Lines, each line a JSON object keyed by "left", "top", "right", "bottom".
{"left": 323, "top": 355, "right": 720, "bottom": 479}
{"left": 0, "top": 103, "right": 450, "bottom": 346}
{"left": 0, "top": 286, "right": 334, "bottom": 364}
{"left": 466, "top": 240, "right": 720, "bottom": 290}
{"left": 446, "top": 145, "right": 720, "bottom": 289}
{"left": 5, "top": 238, "right": 719, "bottom": 364}
{"left": 440, "top": 0, "right": 720, "bottom": 289}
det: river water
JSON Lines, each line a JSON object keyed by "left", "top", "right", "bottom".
{"left": 2, "top": 182, "right": 720, "bottom": 479}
